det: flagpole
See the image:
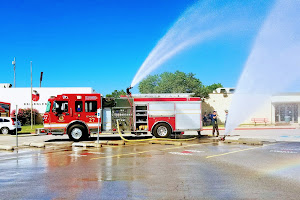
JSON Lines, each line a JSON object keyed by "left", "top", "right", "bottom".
{"left": 31, "top": 61, "right": 33, "bottom": 129}
{"left": 12, "top": 57, "right": 16, "bottom": 87}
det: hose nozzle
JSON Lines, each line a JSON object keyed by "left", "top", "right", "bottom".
{"left": 126, "top": 86, "right": 133, "bottom": 96}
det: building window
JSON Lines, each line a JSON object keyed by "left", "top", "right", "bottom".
{"left": 274, "top": 103, "right": 298, "bottom": 123}
{"left": 294, "top": 104, "right": 298, "bottom": 123}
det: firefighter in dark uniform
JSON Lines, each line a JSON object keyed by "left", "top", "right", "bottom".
{"left": 212, "top": 111, "right": 219, "bottom": 137}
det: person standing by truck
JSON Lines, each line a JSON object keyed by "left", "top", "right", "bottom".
{"left": 212, "top": 111, "right": 219, "bottom": 137}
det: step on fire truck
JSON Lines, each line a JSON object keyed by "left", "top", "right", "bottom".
{"left": 43, "top": 92, "right": 202, "bottom": 141}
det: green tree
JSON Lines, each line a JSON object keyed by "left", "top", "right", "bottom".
{"left": 138, "top": 71, "right": 223, "bottom": 98}
{"left": 106, "top": 89, "right": 126, "bottom": 98}
{"left": 206, "top": 83, "right": 223, "bottom": 92}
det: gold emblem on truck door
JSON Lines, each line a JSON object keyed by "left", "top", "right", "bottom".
{"left": 58, "top": 115, "right": 64, "bottom": 121}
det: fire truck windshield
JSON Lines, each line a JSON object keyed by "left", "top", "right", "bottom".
{"left": 45, "top": 101, "right": 51, "bottom": 113}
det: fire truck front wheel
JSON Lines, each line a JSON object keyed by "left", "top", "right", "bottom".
{"left": 153, "top": 123, "right": 172, "bottom": 138}
{"left": 68, "top": 124, "right": 88, "bottom": 141}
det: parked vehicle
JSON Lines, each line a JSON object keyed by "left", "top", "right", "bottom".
{"left": 44, "top": 93, "right": 202, "bottom": 141}
{"left": 0, "top": 117, "right": 22, "bottom": 134}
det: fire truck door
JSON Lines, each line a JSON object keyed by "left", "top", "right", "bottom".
{"left": 84, "top": 101, "right": 99, "bottom": 128}
{"left": 53, "top": 101, "right": 71, "bottom": 125}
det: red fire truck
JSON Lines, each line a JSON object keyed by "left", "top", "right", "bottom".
{"left": 43, "top": 93, "right": 202, "bottom": 141}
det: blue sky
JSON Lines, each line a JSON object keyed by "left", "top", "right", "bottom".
{"left": 0, "top": 0, "right": 274, "bottom": 95}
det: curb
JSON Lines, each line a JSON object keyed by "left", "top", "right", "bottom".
{"left": 0, "top": 145, "right": 14, "bottom": 151}
{"left": 23, "top": 142, "right": 46, "bottom": 148}
{"left": 30, "top": 143, "right": 45, "bottom": 148}
{"left": 222, "top": 138, "right": 266, "bottom": 145}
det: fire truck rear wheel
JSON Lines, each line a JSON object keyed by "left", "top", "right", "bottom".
{"left": 153, "top": 123, "right": 172, "bottom": 138}
{"left": 68, "top": 124, "right": 87, "bottom": 141}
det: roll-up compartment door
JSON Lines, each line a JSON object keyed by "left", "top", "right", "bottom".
{"left": 175, "top": 103, "right": 201, "bottom": 130}
{"left": 149, "top": 103, "right": 175, "bottom": 117}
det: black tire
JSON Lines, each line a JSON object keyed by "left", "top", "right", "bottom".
{"left": 153, "top": 123, "right": 172, "bottom": 138}
{"left": 1, "top": 127, "right": 10, "bottom": 135}
{"left": 67, "top": 124, "right": 88, "bottom": 142}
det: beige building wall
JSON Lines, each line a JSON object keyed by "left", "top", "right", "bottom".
{"left": 203, "top": 93, "right": 273, "bottom": 124}
{"left": 202, "top": 93, "right": 233, "bottom": 124}
{"left": 204, "top": 92, "right": 300, "bottom": 125}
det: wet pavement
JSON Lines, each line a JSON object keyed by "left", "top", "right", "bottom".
{"left": 0, "top": 137, "right": 300, "bottom": 200}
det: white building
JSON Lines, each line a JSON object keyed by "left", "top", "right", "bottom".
{"left": 203, "top": 88, "right": 300, "bottom": 125}
{"left": 0, "top": 84, "right": 95, "bottom": 113}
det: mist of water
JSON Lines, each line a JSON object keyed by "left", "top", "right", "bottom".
{"left": 225, "top": 0, "right": 300, "bottom": 134}
{"left": 131, "top": 0, "right": 262, "bottom": 88}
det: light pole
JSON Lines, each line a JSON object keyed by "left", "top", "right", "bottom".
{"left": 40, "top": 72, "right": 43, "bottom": 87}
{"left": 31, "top": 61, "right": 33, "bottom": 129}
{"left": 12, "top": 57, "right": 16, "bottom": 87}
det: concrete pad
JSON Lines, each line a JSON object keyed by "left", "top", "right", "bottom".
{"left": 0, "top": 145, "right": 14, "bottom": 151}
{"left": 238, "top": 138, "right": 263, "bottom": 145}
{"left": 72, "top": 142, "right": 102, "bottom": 148}
{"left": 94, "top": 141, "right": 108, "bottom": 145}
{"left": 107, "top": 140, "right": 125, "bottom": 145}
{"left": 223, "top": 140, "right": 239, "bottom": 144}
{"left": 23, "top": 142, "right": 31, "bottom": 146}
{"left": 93, "top": 143, "right": 102, "bottom": 148}
{"left": 30, "top": 143, "right": 46, "bottom": 148}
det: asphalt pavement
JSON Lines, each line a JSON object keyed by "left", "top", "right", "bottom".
{"left": 0, "top": 134, "right": 300, "bottom": 200}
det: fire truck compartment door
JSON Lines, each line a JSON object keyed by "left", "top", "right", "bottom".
{"left": 175, "top": 103, "right": 201, "bottom": 130}
{"left": 103, "top": 108, "right": 112, "bottom": 131}
{"left": 149, "top": 103, "right": 175, "bottom": 117}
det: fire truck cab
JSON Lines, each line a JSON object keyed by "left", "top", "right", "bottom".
{"left": 44, "top": 93, "right": 202, "bottom": 141}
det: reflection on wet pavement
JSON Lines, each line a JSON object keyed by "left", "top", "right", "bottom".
{"left": 0, "top": 140, "right": 300, "bottom": 199}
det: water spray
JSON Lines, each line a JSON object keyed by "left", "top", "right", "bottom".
{"left": 225, "top": 0, "right": 300, "bottom": 135}
{"left": 130, "top": 0, "right": 266, "bottom": 88}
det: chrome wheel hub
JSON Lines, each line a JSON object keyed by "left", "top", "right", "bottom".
{"left": 71, "top": 128, "right": 82, "bottom": 139}
{"left": 157, "top": 126, "right": 168, "bottom": 137}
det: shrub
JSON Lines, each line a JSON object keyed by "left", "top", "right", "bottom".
{"left": 11, "top": 108, "right": 41, "bottom": 125}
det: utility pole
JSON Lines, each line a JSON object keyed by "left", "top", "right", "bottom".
{"left": 31, "top": 61, "right": 33, "bottom": 129}
{"left": 12, "top": 57, "right": 16, "bottom": 87}
{"left": 40, "top": 72, "right": 43, "bottom": 87}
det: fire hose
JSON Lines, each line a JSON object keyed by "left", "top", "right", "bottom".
{"left": 116, "top": 120, "right": 197, "bottom": 142}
